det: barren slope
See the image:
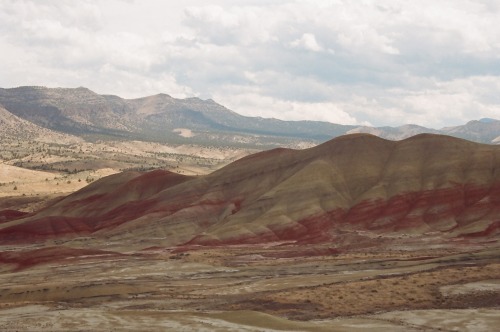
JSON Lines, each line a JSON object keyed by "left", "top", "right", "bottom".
{"left": 0, "top": 105, "right": 81, "bottom": 143}
{"left": 0, "top": 134, "right": 499, "bottom": 249}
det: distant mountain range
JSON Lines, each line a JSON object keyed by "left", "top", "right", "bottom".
{"left": 0, "top": 86, "right": 498, "bottom": 147}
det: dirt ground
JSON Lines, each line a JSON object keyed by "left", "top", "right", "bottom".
{"left": 0, "top": 243, "right": 498, "bottom": 331}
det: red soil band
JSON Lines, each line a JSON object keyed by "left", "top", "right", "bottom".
{"left": 0, "top": 210, "right": 29, "bottom": 223}
{"left": 0, "top": 246, "right": 121, "bottom": 271}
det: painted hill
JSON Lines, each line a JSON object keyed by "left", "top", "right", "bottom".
{"left": 1, "top": 134, "right": 499, "bottom": 249}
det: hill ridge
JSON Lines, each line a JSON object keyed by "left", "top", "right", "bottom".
{"left": 1, "top": 133, "right": 499, "bottom": 249}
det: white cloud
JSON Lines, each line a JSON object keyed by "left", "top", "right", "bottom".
{"left": 290, "top": 33, "right": 323, "bottom": 52}
{"left": 1, "top": 0, "right": 499, "bottom": 128}
{"left": 214, "top": 91, "right": 359, "bottom": 125}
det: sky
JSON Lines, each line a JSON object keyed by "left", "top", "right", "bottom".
{"left": 1, "top": 0, "right": 500, "bottom": 128}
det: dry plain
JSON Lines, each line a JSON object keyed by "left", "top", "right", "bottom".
{"left": 0, "top": 241, "right": 498, "bottom": 331}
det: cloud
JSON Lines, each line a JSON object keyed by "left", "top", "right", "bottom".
{"left": 290, "top": 33, "right": 323, "bottom": 52}
{"left": 1, "top": 0, "right": 499, "bottom": 128}
{"left": 213, "top": 91, "right": 360, "bottom": 125}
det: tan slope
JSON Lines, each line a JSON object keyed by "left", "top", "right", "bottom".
{"left": 0, "top": 163, "right": 118, "bottom": 201}
{"left": 0, "top": 163, "right": 55, "bottom": 184}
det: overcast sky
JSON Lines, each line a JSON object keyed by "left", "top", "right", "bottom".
{"left": 1, "top": 0, "right": 499, "bottom": 128}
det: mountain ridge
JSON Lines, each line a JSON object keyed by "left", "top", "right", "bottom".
{"left": 1, "top": 86, "right": 498, "bottom": 147}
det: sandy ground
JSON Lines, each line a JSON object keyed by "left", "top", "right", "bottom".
{"left": 0, "top": 305, "right": 417, "bottom": 331}
{"left": 173, "top": 128, "right": 195, "bottom": 138}
{"left": 440, "top": 280, "right": 500, "bottom": 297}
{"left": 1, "top": 138, "right": 253, "bottom": 175}
{"left": 0, "top": 163, "right": 117, "bottom": 202}
{"left": 375, "top": 308, "right": 500, "bottom": 331}
{"left": 0, "top": 163, "right": 56, "bottom": 183}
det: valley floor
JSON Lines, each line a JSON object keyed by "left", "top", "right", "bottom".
{"left": 0, "top": 243, "right": 498, "bottom": 331}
